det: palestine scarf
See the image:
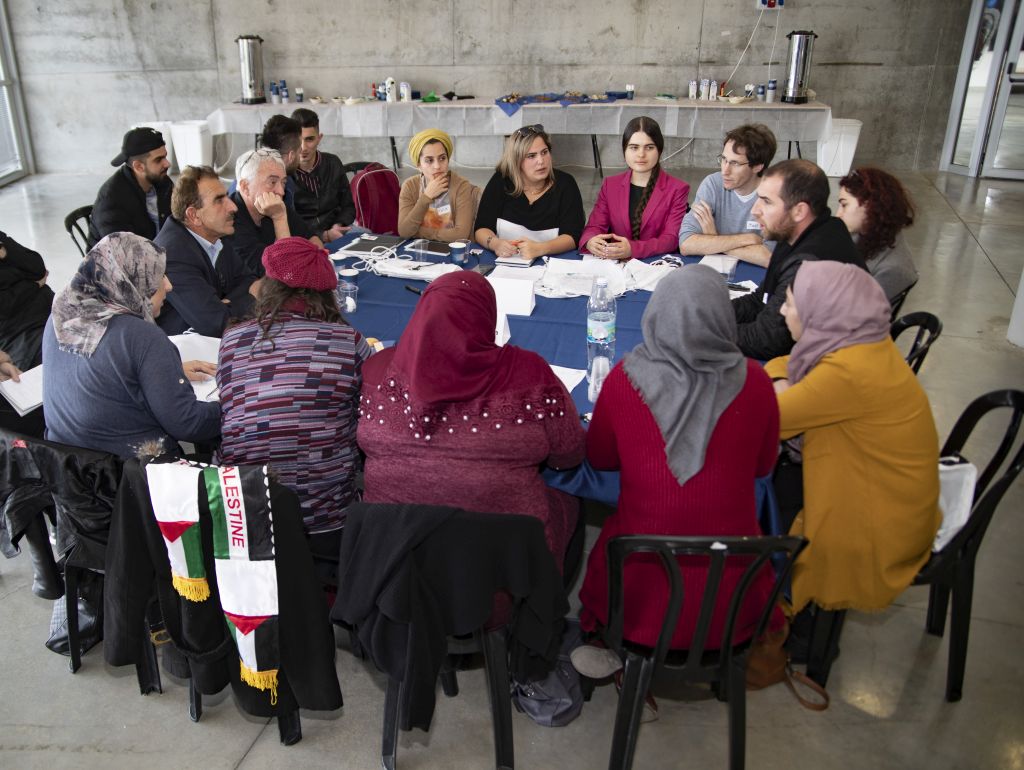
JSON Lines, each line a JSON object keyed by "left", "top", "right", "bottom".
{"left": 146, "top": 460, "right": 281, "bottom": 702}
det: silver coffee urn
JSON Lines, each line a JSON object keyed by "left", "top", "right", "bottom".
{"left": 236, "top": 34, "right": 266, "bottom": 104}
{"left": 782, "top": 30, "right": 818, "bottom": 104}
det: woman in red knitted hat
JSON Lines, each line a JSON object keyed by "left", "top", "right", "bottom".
{"left": 217, "top": 237, "right": 370, "bottom": 576}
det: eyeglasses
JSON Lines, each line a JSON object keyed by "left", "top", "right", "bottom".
{"left": 238, "top": 147, "right": 283, "bottom": 178}
{"left": 515, "top": 124, "right": 545, "bottom": 138}
{"left": 716, "top": 154, "right": 751, "bottom": 169}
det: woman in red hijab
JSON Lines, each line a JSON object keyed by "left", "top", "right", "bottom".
{"left": 357, "top": 270, "right": 586, "bottom": 573}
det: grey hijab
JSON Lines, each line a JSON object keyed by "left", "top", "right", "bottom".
{"left": 622, "top": 264, "right": 748, "bottom": 485}
{"left": 51, "top": 232, "right": 166, "bottom": 357}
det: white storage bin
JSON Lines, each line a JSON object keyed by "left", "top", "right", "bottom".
{"left": 170, "top": 120, "right": 213, "bottom": 169}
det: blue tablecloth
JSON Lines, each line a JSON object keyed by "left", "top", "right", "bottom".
{"left": 327, "top": 234, "right": 766, "bottom": 505}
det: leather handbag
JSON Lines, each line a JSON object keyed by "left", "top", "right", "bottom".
{"left": 745, "top": 621, "right": 829, "bottom": 710}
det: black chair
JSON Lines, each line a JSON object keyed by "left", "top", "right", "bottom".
{"left": 64, "top": 205, "right": 93, "bottom": 257}
{"left": 806, "top": 390, "right": 1024, "bottom": 700}
{"left": 333, "top": 504, "right": 568, "bottom": 770}
{"left": 889, "top": 282, "right": 916, "bottom": 321}
{"left": 892, "top": 311, "right": 943, "bottom": 374}
{"left": 598, "top": 534, "right": 807, "bottom": 770}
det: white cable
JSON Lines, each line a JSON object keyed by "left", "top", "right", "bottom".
{"left": 724, "top": 6, "right": 765, "bottom": 91}
{"left": 660, "top": 138, "right": 695, "bottom": 163}
{"left": 767, "top": 3, "right": 781, "bottom": 83}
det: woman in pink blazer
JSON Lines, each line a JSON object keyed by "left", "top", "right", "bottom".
{"left": 580, "top": 116, "right": 690, "bottom": 261}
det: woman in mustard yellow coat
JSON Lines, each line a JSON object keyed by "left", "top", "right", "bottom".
{"left": 765, "top": 261, "right": 940, "bottom": 612}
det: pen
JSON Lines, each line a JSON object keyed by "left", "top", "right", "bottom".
{"left": 404, "top": 285, "right": 422, "bottom": 295}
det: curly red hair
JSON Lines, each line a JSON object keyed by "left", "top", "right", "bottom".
{"left": 838, "top": 167, "right": 915, "bottom": 260}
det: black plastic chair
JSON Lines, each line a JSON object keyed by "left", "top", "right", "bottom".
{"left": 806, "top": 390, "right": 1024, "bottom": 700}
{"left": 63, "top": 205, "right": 93, "bottom": 257}
{"left": 343, "top": 160, "right": 372, "bottom": 179}
{"left": 889, "top": 281, "right": 916, "bottom": 321}
{"left": 599, "top": 534, "right": 807, "bottom": 770}
{"left": 892, "top": 311, "right": 943, "bottom": 374}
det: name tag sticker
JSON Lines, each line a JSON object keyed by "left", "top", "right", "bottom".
{"left": 746, "top": 220, "right": 761, "bottom": 231}
{"left": 435, "top": 204, "right": 452, "bottom": 217}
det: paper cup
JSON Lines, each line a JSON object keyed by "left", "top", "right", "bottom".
{"left": 450, "top": 240, "right": 469, "bottom": 264}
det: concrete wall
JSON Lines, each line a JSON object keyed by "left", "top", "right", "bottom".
{"left": 9, "top": 0, "right": 971, "bottom": 173}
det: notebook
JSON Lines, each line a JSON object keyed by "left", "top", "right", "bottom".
{"left": 0, "top": 365, "right": 44, "bottom": 416}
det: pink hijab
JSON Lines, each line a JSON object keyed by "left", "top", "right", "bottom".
{"left": 787, "top": 261, "right": 891, "bottom": 384}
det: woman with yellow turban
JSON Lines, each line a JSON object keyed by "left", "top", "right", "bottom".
{"left": 397, "top": 129, "right": 480, "bottom": 242}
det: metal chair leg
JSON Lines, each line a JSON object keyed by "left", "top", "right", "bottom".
{"left": 591, "top": 134, "right": 604, "bottom": 177}
{"left": 479, "top": 628, "right": 514, "bottom": 770}
{"left": 608, "top": 653, "right": 655, "bottom": 770}
{"left": 382, "top": 677, "right": 401, "bottom": 770}
{"left": 65, "top": 567, "right": 81, "bottom": 674}
{"left": 390, "top": 137, "right": 402, "bottom": 172}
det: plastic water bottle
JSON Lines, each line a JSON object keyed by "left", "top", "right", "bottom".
{"left": 587, "top": 277, "right": 616, "bottom": 402}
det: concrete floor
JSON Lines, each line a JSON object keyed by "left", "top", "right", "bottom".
{"left": 0, "top": 166, "right": 1023, "bottom": 769}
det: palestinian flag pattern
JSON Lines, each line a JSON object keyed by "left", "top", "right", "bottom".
{"left": 204, "top": 464, "right": 280, "bottom": 701}
{"left": 146, "top": 462, "right": 209, "bottom": 602}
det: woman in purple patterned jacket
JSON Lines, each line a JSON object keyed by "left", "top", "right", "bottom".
{"left": 217, "top": 238, "right": 370, "bottom": 551}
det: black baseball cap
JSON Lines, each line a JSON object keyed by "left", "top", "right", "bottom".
{"left": 111, "top": 127, "right": 166, "bottom": 166}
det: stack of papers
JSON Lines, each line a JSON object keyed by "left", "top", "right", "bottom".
{"left": 0, "top": 365, "right": 44, "bottom": 416}
{"left": 169, "top": 334, "right": 221, "bottom": 402}
{"left": 537, "top": 257, "right": 627, "bottom": 298}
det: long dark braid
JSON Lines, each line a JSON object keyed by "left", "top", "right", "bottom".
{"left": 631, "top": 165, "right": 660, "bottom": 240}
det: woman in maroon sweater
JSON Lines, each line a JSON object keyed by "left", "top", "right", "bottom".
{"left": 357, "top": 270, "right": 585, "bottom": 574}
{"left": 576, "top": 265, "right": 781, "bottom": 667}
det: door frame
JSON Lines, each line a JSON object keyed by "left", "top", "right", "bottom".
{"left": 981, "top": 2, "right": 1024, "bottom": 178}
{"left": 0, "top": 0, "right": 34, "bottom": 187}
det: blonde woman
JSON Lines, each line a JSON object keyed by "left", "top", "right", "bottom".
{"left": 474, "top": 125, "right": 585, "bottom": 261}
{"left": 397, "top": 129, "right": 479, "bottom": 242}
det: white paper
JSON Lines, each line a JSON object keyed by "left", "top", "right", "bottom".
{"left": 488, "top": 274, "right": 536, "bottom": 317}
{"left": 169, "top": 334, "right": 221, "bottom": 402}
{"left": 490, "top": 264, "right": 547, "bottom": 282}
{"left": 495, "top": 312, "right": 511, "bottom": 346}
{"left": 375, "top": 260, "right": 462, "bottom": 281}
{"left": 537, "top": 257, "right": 627, "bottom": 298}
{"left": 0, "top": 365, "right": 44, "bottom": 416}
{"left": 549, "top": 364, "right": 586, "bottom": 394}
{"left": 623, "top": 259, "right": 677, "bottom": 292}
{"left": 169, "top": 334, "right": 220, "bottom": 363}
{"left": 699, "top": 254, "right": 740, "bottom": 273}
{"left": 728, "top": 279, "right": 759, "bottom": 300}
{"left": 495, "top": 218, "right": 559, "bottom": 243}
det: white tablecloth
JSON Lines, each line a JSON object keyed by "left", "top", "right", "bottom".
{"left": 207, "top": 97, "right": 832, "bottom": 143}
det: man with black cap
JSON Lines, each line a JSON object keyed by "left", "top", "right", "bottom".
{"left": 88, "top": 127, "right": 173, "bottom": 247}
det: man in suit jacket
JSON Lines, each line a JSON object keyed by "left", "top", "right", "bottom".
{"left": 154, "top": 166, "right": 262, "bottom": 337}
{"left": 89, "top": 127, "right": 173, "bottom": 246}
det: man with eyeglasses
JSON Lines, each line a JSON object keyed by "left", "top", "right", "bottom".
{"left": 89, "top": 127, "right": 173, "bottom": 247}
{"left": 226, "top": 148, "right": 321, "bottom": 276}
{"left": 732, "top": 159, "right": 864, "bottom": 360}
{"left": 678, "top": 124, "right": 777, "bottom": 267}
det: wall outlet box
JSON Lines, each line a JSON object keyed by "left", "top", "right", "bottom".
{"left": 756, "top": 0, "right": 784, "bottom": 8}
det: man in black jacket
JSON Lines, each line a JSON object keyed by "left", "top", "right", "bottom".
{"left": 88, "top": 127, "right": 173, "bottom": 246}
{"left": 154, "top": 166, "right": 261, "bottom": 337}
{"left": 290, "top": 108, "right": 356, "bottom": 243}
{"left": 733, "top": 159, "right": 865, "bottom": 360}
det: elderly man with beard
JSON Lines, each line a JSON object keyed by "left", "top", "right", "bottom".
{"left": 154, "top": 166, "right": 262, "bottom": 337}
{"left": 732, "top": 159, "right": 865, "bottom": 360}
{"left": 89, "top": 127, "right": 173, "bottom": 246}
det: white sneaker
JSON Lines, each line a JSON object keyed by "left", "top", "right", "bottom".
{"left": 570, "top": 644, "right": 624, "bottom": 679}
